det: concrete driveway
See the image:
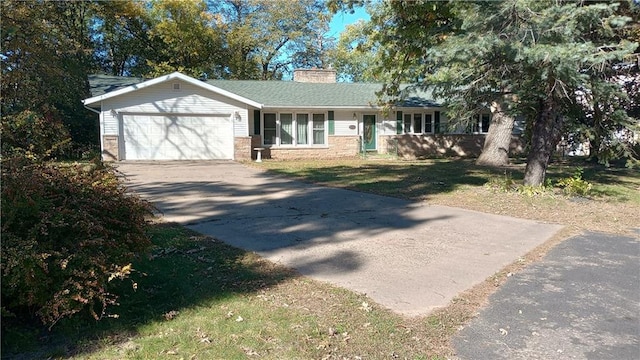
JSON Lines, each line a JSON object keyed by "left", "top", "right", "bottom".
{"left": 116, "top": 161, "right": 562, "bottom": 316}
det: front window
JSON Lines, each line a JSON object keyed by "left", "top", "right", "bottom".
{"left": 297, "top": 114, "right": 308, "bottom": 145}
{"left": 262, "top": 112, "right": 326, "bottom": 146}
{"left": 280, "top": 113, "right": 293, "bottom": 145}
{"left": 403, "top": 112, "right": 436, "bottom": 134}
{"left": 424, "top": 114, "right": 433, "bottom": 133}
{"left": 473, "top": 113, "right": 491, "bottom": 133}
{"left": 413, "top": 114, "right": 423, "bottom": 134}
{"left": 264, "top": 113, "right": 277, "bottom": 145}
{"left": 313, "top": 114, "right": 325, "bottom": 145}
{"left": 403, "top": 114, "right": 412, "bottom": 134}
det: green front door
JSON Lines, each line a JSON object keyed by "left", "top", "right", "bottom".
{"left": 363, "top": 115, "right": 376, "bottom": 151}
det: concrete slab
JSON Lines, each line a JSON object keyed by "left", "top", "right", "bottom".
{"left": 452, "top": 232, "right": 640, "bottom": 359}
{"left": 116, "top": 161, "right": 563, "bottom": 316}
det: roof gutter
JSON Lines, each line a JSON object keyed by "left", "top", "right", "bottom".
{"left": 83, "top": 103, "right": 100, "bottom": 114}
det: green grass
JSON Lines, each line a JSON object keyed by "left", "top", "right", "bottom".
{"left": 256, "top": 158, "right": 494, "bottom": 200}
{"left": 255, "top": 157, "right": 640, "bottom": 204}
{"left": 2, "top": 224, "right": 459, "bottom": 359}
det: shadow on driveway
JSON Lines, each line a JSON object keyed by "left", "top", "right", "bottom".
{"left": 118, "top": 161, "right": 563, "bottom": 316}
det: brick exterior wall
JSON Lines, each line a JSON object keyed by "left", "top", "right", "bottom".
{"left": 263, "top": 136, "right": 360, "bottom": 160}
{"left": 102, "top": 135, "right": 119, "bottom": 161}
{"left": 292, "top": 69, "right": 337, "bottom": 83}
{"left": 234, "top": 136, "right": 252, "bottom": 161}
{"left": 381, "top": 134, "right": 525, "bottom": 159}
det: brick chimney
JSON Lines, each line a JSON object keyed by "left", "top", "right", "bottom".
{"left": 293, "top": 68, "right": 337, "bottom": 83}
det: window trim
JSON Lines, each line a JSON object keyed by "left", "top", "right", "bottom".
{"left": 402, "top": 111, "right": 436, "bottom": 134}
{"left": 473, "top": 112, "right": 491, "bottom": 134}
{"left": 261, "top": 111, "right": 328, "bottom": 147}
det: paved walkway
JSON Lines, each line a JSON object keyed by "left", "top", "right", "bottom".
{"left": 453, "top": 231, "right": 640, "bottom": 359}
{"left": 117, "top": 161, "right": 562, "bottom": 316}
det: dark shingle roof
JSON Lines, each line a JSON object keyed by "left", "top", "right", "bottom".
{"left": 87, "top": 74, "right": 440, "bottom": 108}
{"left": 88, "top": 74, "right": 146, "bottom": 97}
{"left": 207, "top": 80, "right": 387, "bottom": 107}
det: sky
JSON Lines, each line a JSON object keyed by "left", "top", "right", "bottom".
{"left": 327, "top": 6, "right": 371, "bottom": 39}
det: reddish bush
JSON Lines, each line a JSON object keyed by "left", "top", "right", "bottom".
{"left": 1, "top": 157, "right": 153, "bottom": 327}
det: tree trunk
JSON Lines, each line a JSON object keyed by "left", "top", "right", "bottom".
{"left": 523, "top": 98, "right": 564, "bottom": 186}
{"left": 476, "top": 100, "right": 515, "bottom": 167}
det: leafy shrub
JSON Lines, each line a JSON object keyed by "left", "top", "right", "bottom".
{"left": 517, "top": 184, "right": 551, "bottom": 197}
{"left": 1, "top": 157, "right": 153, "bottom": 327}
{"left": 556, "top": 167, "right": 592, "bottom": 197}
{"left": 0, "top": 108, "right": 71, "bottom": 160}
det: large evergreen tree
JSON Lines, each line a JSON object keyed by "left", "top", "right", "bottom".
{"left": 373, "top": 0, "right": 638, "bottom": 185}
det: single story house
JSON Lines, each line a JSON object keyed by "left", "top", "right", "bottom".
{"left": 83, "top": 69, "right": 523, "bottom": 161}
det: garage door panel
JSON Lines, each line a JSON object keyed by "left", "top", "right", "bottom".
{"left": 123, "top": 115, "right": 233, "bottom": 160}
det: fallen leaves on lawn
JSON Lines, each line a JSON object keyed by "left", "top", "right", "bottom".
{"left": 195, "top": 327, "right": 212, "bottom": 343}
{"left": 242, "top": 347, "right": 260, "bottom": 356}
{"left": 161, "top": 348, "right": 179, "bottom": 355}
{"left": 164, "top": 310, "right": 179, "bottom": 321}
{"left": 359, "top": 301, "right": 372, "bottom": 312}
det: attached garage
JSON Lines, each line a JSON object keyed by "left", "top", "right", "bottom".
{"left": 83, "top": 72, "right": 263, "bottom": 162}
{"left": 122, "top": 114, "right": 234, "bottom": 160}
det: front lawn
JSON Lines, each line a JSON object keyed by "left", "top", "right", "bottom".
{"left": 252, "top": 158, "right": 640, "bottom": 235}
{"left": 2, "top": 224, "right": 467, "bottom": 360}
{"left": 4, "top": 157, "right": 637, "bottom": 359}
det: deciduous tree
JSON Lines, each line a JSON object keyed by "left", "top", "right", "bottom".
{"left": 210, "top": 0, "right": 332, "bottom": 80}
{"left": 1, "top": 0, "right": 98, "bottom": 155}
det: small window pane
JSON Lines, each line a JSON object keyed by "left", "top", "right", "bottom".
{"left": 313, "top": 113, "right": 325, "bottom": 145}
{"left": 413, "top": 114, "right": 423, "bottom": 134}
{"left": 473, "top": 114, "right": 480, "bottom": 133}
{"left": 264, "top": 113, "right": 276, "bottom": 145}
{"left": 297, "top": 114, "right": 308, "bottom": 145}
{"left": 281, "top": 113, "right": 293, "bottom": 145}
{"left": 481, "top": 114, "right": 490, "bottom": 133}
{"left": 424, "top": 114, "right": 433, "bottom": 133}
{"left": 403, "top": 114, "right": 412, "bottom": 134}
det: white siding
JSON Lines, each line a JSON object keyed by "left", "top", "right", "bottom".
{"left": 102, "top": 108, "right": 119, "bottom": 135}
{"left": 100, "top": 79, "right": 249, "bottom": 137}
{"left": 333, "top": 110, "right": 357, "bottom": 136}
{"left": 380, "top": 113, "right": 395, "bottom": 135}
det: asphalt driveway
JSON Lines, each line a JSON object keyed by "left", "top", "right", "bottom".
{"left": 116, "top": 160, "right": 562, "bottom": 316}
{"left": 453, "top": 231, "right": 640, "bottom": 359}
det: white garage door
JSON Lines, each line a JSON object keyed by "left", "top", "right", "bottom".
{"left": 122, "top": 114, "right": 234, "bottom": 160}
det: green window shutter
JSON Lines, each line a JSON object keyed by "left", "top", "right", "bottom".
{"left": 396, "top": 111, "right": 403, "bottom": 134}
{"left": 434, "top": 111, "right": 441, "bottom": 134}
{"left": 253, "top": 110, "right": 261, "bottom": 135}
{"left": 328, "top": 111, "right": 335, "bottom": 135}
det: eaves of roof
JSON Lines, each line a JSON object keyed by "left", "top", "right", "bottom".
{"left": 85, "top": 73, "right": 441, "bottom": 109}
